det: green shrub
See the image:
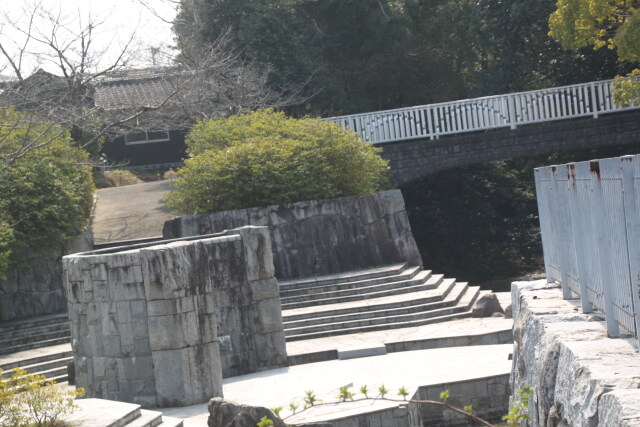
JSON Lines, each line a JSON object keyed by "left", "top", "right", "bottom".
{"left": 166, "top": 110, "right": 389, "bottom": 214}
{"left": 0, "top": 108, "right": 94, "bottom": 276}
{"left": 0, "top": 367, "right": 84, "bottom": 426}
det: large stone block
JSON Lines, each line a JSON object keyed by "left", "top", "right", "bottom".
{"left": 251, "top": 298, "right": 285, "bottom": 334}
{"left": 63, "top": 227, "right": 285, "bottom": 407}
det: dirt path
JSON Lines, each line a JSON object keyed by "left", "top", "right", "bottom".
{"left": 91, "top": 181, "right": 176, "bottom": 245}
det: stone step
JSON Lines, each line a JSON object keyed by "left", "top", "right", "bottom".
{"left": 155, "top": 416, "right": 184, "bottom": 427}
{"left": 278, "top": 263, "right": 409, "bottom": 292}
{"left": 284, "top": 282, "right": 469, "bottom": 337}
{"left": 281, "top": 269, "right": 432, "bottom": 305}
{"left": 280, "top": 266, "right": 423, "bottom": 298}
{"left": 125, "top": 409, "right": 163, "bottom": 427}
{"left": 280, "top": 272, "right": 443, "bottom": 310}
{"left": 283, "top": 280, "right": 462, "bottom": 330}
{"left": 1, "top": 356, "right": 73, "bottom": 378}
{"left": 282, "top": 278, "right": 460, "bottom": 322}
{"left": 0, "top": 329, "right": 71, "bottom": 348}
{"left": 0, "top": 336, "right": 71, "bottom": 355}
{"left": 67, "top": 398, "right": 141, "bottom": 427}
{"left": 0, "top": 313, "right": 68, "bottom": 333}
{"left": 0, "top": 321, "right": 70, "bottom": 340}
{"left": 285, "top": 285, "right": 481, "bottom": 341}
{"left": 0, "top": 345, "right": 72, "bottom": 371}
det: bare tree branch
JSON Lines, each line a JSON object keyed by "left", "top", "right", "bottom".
{"left": 0, "top": 1, "right": 303, "bottom": 172}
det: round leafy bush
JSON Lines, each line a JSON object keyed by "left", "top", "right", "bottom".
{"left": 166, "top": 110, "right": 389, "bottom": 214}
{"left": 0, "top": 108, "right": 94, "bottom": 276}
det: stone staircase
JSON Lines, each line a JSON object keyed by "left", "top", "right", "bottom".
{"left": 67, "top": 398, "right": 183, "bottom": 427}
{"left": 0, "top": 313, "right": 72, "bottom": 383}
{"left": 280, "top": 263, "right": 480, "bottom": 341}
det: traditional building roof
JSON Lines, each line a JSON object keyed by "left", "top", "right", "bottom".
{"left": 93, "top": 67, "right": 184, "bottom": 110}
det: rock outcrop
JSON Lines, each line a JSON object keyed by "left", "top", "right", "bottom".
{"left": 208, "top": 398, "right": 286, "bottom": 427}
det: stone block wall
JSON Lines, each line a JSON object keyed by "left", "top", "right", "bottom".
{"left": 511, "top": 280, "right": 640, "bottom": 426}
{"left": 408, "top": 375, "right": 510, "bottom": 426}
{"left": 0, "top": 228, "right": 92, "bottom": 322}
{"left": 63, "top": 226, "right": 286, "bottom": 407}
{"left": 163, "top": 190, "right": 422, "bottom": 280}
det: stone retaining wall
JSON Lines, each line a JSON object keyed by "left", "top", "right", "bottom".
{"left": 408, "top": 374, "right": 510, "bottom": 426}
{"left": 0, "top": 229, "right": 92, "bottom": 322}
{"left": 163, "top": 190, "right": 422, "bottom": 280}
{"left": 63, "top": 226, "right": 286, "bottom": 407}
{"left": 511, "top": 280, "right": 640, "bottom": 426}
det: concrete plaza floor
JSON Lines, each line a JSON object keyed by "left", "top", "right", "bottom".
{"left": 161, "top": 342, "right": 513, "bottom": 426}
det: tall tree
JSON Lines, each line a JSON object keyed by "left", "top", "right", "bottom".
{"left": 549, "top": 0, "right": 640, "bottom": 105}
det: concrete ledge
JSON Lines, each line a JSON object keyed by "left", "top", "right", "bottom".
{"left": 511, "top": 280, "right": 640, "bottom": 427}
{"left": 338, "top": 345, "right": 387, "bottom": 360}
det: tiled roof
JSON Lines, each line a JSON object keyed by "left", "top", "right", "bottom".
{"left": 93, "top": 67, "right": 185, "bottom": 110}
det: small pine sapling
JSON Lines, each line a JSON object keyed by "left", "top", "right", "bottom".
{"left": 378, "top": 385, "right": 388, "bottom": 399}
{"left": 397, "top": 386, "right": 409, "bottom": 400}
{"left": 359, "top": 385, "right": 369, "bottom": 399}
{"left": 304, "top": 390, "right": 317, "bottom": 408}
{"left": 338, "top": 385, "right": 355, "bottom": 402}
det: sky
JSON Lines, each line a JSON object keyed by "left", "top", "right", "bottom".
{"left": 0, "top": 0, "right": 178, "bottom": 77}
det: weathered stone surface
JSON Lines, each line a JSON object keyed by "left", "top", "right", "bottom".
{"left": 163, "top": 190, "right": 422, "bottom": 280}
{"left": 409, "top": 374, "right": 510, "bottom": 426}
{"left": 471, "top": 293, "right": 504, "bottom": 318}
{"left": 207, "top": 398, "right": 286, "bottom": 427}
{"left": 62, "top": 226, "right": 286, "bottom": 407}
{"left": 503, "top": 304, "right": 513, "bottom": 319}
{"left": 0, "top": 227, "right": 92, "bottom": 321}
{"left": 511, "top": 280, "right": 640, "bottom": 427}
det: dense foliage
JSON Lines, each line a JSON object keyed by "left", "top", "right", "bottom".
{"left": 402, "top": 160, "right": 540, "bottom": 283}
{"left": 0, "top": 109, "right": 94, "bottom": 278}
{"left": 166, "top": 110, "right": 389, "bottom": 214}
{"left": 403, "top": 144, "right": 640, "bottom": 285}
{"left": 549, "top": 0, "right": 640, "bottom": 105}
{"left": 174, "top": 0, "right": 626, "bottom": 116}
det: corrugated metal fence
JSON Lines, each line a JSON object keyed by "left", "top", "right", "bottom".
{"left": 535, "top": 155, "right": 640, "bottom": 344}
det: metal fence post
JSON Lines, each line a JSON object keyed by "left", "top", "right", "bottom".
{"left": 508, "top": 95, "right": 517, "bottom": 129}
{"left": 534, "top": 169, "right": 557, "bottom": 284}
{"left": 590, "top": 160, "right": 620, "bottom": 337}
{"left": 590, "top": 82, "right": 599, "bottom": 118}
{"left": 550, "top": 166, "right": 574, "bottom": 299}
{"left": 567, "top": 163, "right": 593, "bottom": 312}
{"left": 621, "top": 155, "right": 640, "bottom": 347}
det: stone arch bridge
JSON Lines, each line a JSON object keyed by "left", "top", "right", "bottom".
{"left": 328, "top": 80, "right": 640, "bottom": 185}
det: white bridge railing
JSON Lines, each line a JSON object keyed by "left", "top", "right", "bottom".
{"left": 329, "top": 79, "right": 639, "bottom": 144}
{"left": 535, "top": 155, "right": 640, "bottom": 346}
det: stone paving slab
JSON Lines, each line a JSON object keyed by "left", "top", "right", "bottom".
{"left": 161, "top": 343, "right": 513, "bottom": 426}
{"left": 286, "top": 317, "right": 513, "bottom": 358}
{"left": 65, "top": 398, "right": 140, "bottom": 427}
